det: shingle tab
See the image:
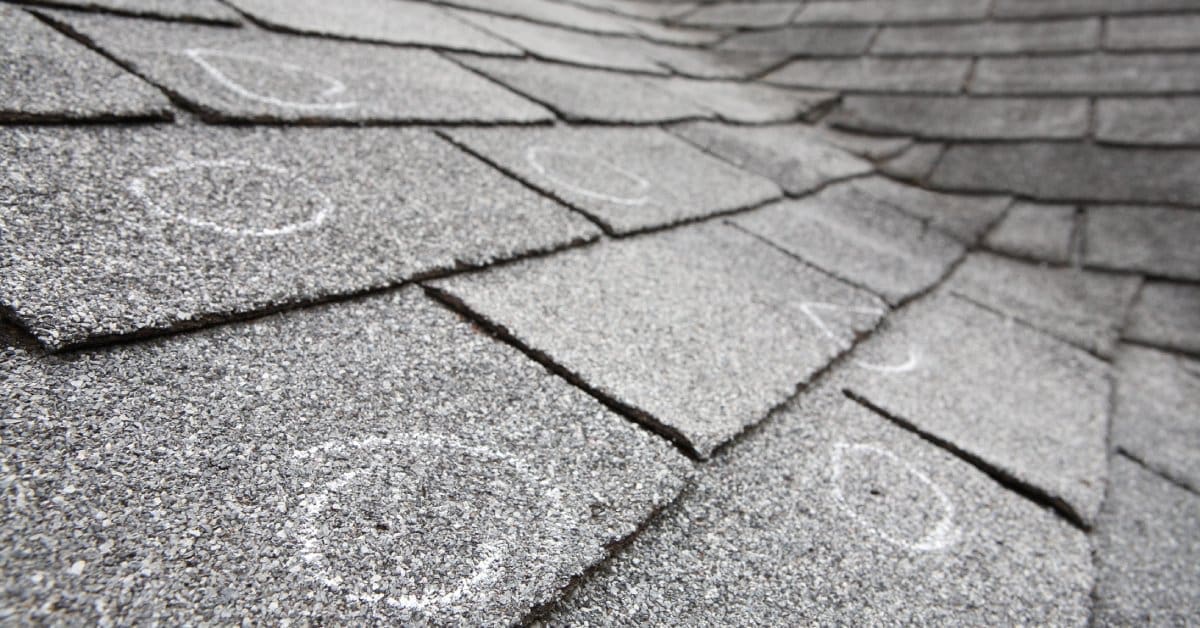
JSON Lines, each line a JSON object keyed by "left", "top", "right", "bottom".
{"left": 0, "top": 289, "right": 688, "bottom": 625}
{"left": 452, "top": 56, "right": 709, "bottom": 123}
{"left": 831, "top": 95, "right": 1090, "bottom": 140}
{"left": 1096, "top": 98, "right": 1200, "bottom": 145}
{"left": 21, "top": 0, "right": 240, "bottom": 23}
{"left": 0, "top": 126, "right": 598, "bottom": 349}
{"left": 450, "top": 9, "right": 665, "bottom": 74}
{"left": 718, "top": 25, "right": 877, "bottom": 56}
{"left": 222, "top": 0, "right": 520, "bottom": 55}
{"left": 794, "top": 0, "right": 991, "bottom": 24}
{"left": 1084, "top": 206, "right": 1200, "bottom": 280}
{"left": 430, "top": 223, "right": 886, "bottom": 458}
{"left": 765, "top": 57, "right": 971, "bottom": 93}
{"left": 1124, "top": 282, "right": 1200, "bottom": 354}
{"left": 0, "top": 6, "right": 172, "bottom": 121}
{"left": 984, "top": 201, "right": 1077, "bottom": 264}
{"left": 654, "top": 77, "right": 835, "bottom": 123}
{"left": 972, "top": 54, "right": 1200, "bottom": 94}
{"left": 1106, "top": 14, "right": 1200, "bottom": 50}
{"left": 994, "top": 0, "right": 1200, "bottom": 18}
{"left": 443, "top": 126, "right": 782, "bottom": 234}
{"left": 47, "top": 11, "right": 552, "bottom": 123}
{"left": 679, "top": 1, "right": 800, "bottom": 28}
{"left": 732, "top": 182, "right": 965, "bottom": 304}
{"left": 1113, "top": 346, "right": 1200, "bottom": 492}
{"left": 843, "top": 176, "right": 1012, "bottom": 242}
{"left": 945, "top": 252, "right": 1141, "bottom": 357}
{"left": 844, "top": 294, "right": 1111, "bottom": 527}
{"left": 549, "top": 387, "right": 1093, "bottom": 624}
{"left": 873, "top": 19, "right": 1100, "bottom": 55}
{"left": 1093, "top": 456, "right": 1200, "bottom": 625}
{"left": 931, "top": 143, "right": 1200, "bottom": 204}
{"left": 670, "top": 122, "right": 874, "bottom": 195}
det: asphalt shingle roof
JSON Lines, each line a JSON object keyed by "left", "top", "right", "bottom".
{"left": 1, "top": 0, "right": 1198, "bottom": 624}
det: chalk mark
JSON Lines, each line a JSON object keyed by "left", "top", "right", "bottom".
{"left": 127, "top": 158, "right": 333, "bottom": 238}
{"left": 830, "top": 442, "right": 959, "bottom": 552}
{"left": 525, "top": 146, "right": 652, "bottom": 206}
{"left": 183, "top": 48, "right": 357, "bottom": 110}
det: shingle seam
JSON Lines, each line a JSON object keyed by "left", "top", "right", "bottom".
{"left": 1115, "top": 449, "right": 1200, "bottom": 497}
{"left": 517, "top": 480, "right": 697, "bottom": 625}
{"left": 843, "top": 389, "right": 1092, "bottom": 530}
{"left": 421, "top": 284, "right": 707, "bottom": 461}
{"left": 21, "top": 0, "right": 242, "bottom": 26}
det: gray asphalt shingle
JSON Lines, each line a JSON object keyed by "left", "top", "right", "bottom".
{"left": 765, "top": 57, "right": 972, "bottom": 93}
{"left": 841, "top": 176, "right": 1012, "bottom": 242}
{"left": 1093, "top": 456, "right": 1200, "bottom": 625}
{"left": 717, "top": 25, "right": 877, "bottom": 56}
{"left": 430, "top": 223, "right": 885, "bottom": 459}
{"left": 972, "top": 54, "right": 1200, "bottom": 94}
{"left": 993, "top": 0, "right": 1200, "bottom": 17}
{"left": 843, "top": 294, "right": 1110, "bottom": 527}
{"left": 1113, "top": 346, "right": 1200, "bottom": 492}
{"left": 0, "top": 288, "right": 688, "bottom": 625}
{"left": 1084, "top": 206, "right": 1200, "bottom": 279}
{"left": 679, "top": 1, "right": 799, "bottom": 28}
{"left": 1096, "top": 98, "right": 1200, "bottom": 146}
{"left": 46, "top": 11, "right": 552, "bottom": 123}
{"left": 0, "top": 125, "right": 597, "bottom": 349}
{"left": 548, "top": 386, "right": 1092, "bottom": 625}
{"left": 983, "top": 202, "right": 1077, "bottom": 264}
{"left": 222, "top": 0, "right": 520, "bottom": 55}
{"left": 654, "top": 77, "right": 835, "bottom": 123}
{"left": 793, "top": 0, "right": 991, "bottom": 24}
{"left": 18, "top": 0, "right": 239, "bottom": 23}
{"left": 1124, "top": 282, "right": 1200, "bottom": 354}
{"left": 930, "top": 143, "right": 1200, "bottom": 205}
{"left": 1105, "top": 14, "right": 1200, "bottom": 49}
{"left": 872, "top": 19, "right": 1100, "bottom": 55}
{"left": 830, "top": 96, "right": 1090, "bottom": 140}
{"left": 443, "top": 126, "right": 782, "bottom": 234}
{"left": 0, "top": 5, "right": 172, "bottom": 121}
{"left": 452, "top": 56, "right": 709, "bottom": 123}
{"left": 733, "top": 181, "right": 966, "bottom": 305}
{"left": 670, "top": 121, "right": 873, "bottom": 195}
{"left": 945, "top": 252, "right": 1141, "bottom": 357}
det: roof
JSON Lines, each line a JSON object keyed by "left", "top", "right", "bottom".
{"left": 1, "top": 0, "right": 1198, "bottom": 624}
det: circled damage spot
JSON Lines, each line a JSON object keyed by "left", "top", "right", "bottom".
{"left": 127, "top": 158, "right": 334, "bottom": 238}
{"left": 183, "top": 48, "right": 358, "bottom": 110}
{"left": 525, "top": 146, "right": 653, "bottom": 206}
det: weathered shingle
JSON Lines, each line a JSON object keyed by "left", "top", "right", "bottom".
{"left": 983, "top": 201, "right": 1078, "bottom": 264}
{"left": 0, "top": 288, "right": 688, "bottom": 625}
{"left": 1084, "top": 206, "right": 1200, "bottom": 280}
{"left": 443, "top": 126, "right": 782, "bottom": 234}
{"left": 1096, "top": 98, "right": 1200, "bottom": 145}
{"left": 765, "top": 57, "right": 972, "bottom": 93}
{"left": 430, "top": 223, "right": 885, "bottom": 459}
{"left": 0, "top": 126, "right": 597, "bottom": 348}
{"left": 1124, "top": 282, "right": 1200, "bottom": 354}
{"left": 830, "top": 95, "right": 1090, "bottom": 140}
{"left": 0, "top": 6, "right": 172, "bottom": 121}
{"left": 46, "top": 11, "right": 552, "bottom": 123}
{"left": 1113, "top": 346, "right": 1200, "bottom": 492}
{"left": 972, "top": 54, "right": 1200, "bottom": 94}
{"left": 843, "top": 294, "right": 1111, "bottom": 527}
{"left": 872, "top": 19, "right": 1100, "bottom": 55}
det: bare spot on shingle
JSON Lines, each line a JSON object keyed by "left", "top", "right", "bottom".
{"left": 443, "top": 126, "right": 781, "bottom": 235}
{"left": 0, "top": 288, "right": 688, "bottom": 624}
{"left": 843, "top": 293, "right": 1110, "bottom": 527}
{"left": 47, "top": 11, "right": 552, "bottom": 123}
{"left": 429, "top": 223, "right": 886, "bottom": 459}
{"left": 0, "top": 125, "right": 598, "bottom": 349}
{"left": 0, "top": 6, "right": 172, "bottom": 121}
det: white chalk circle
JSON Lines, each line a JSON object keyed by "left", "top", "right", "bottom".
{"left": 127, "top": 159, "right": 333, "bottom": 237}
{"left": 183, "top": 48, "right": 357, "bottom": 110}
{"left": 525, "top": 146, "right": 652, "bottom": 206}
{"left": 829, "top": 442, "right": 959, "bottom": 552}
{"left": 796, "top": 302, "right": 920, "bottom": 373}
{"left": 288, "top": 433, "right": 568, "bottom": 612}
